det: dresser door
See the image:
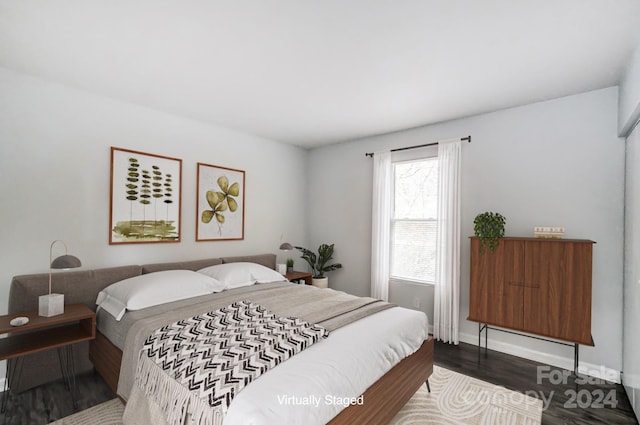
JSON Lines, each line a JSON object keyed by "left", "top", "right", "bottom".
{"left": 557, "top": 242, "right": 593, "bottom": 345}
{"left": 522, "top": 240, "right": 593, "bottom": 345}
{"left": 522, "top": 240, "right": 564, "bottom": 338}
{"left": 469, "top": 238, "right": 523, "bottom": 329}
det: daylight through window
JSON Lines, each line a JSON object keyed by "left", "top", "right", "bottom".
{"left": 390, "top": 156, "right": 438, "bottom": 284}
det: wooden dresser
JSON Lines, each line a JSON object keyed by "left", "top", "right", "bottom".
{"left": 468, "top": 236, "right": 594, "bottom": 346}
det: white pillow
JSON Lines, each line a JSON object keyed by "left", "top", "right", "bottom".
{"left": 197, "top": 262, "right": 286, "bottom": 289}
{"left": 96, "top": 270, "right": 224, "bottom": 321}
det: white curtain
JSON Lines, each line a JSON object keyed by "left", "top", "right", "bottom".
{"left": 371, "top": 150, "right": 392, "bottom": 301}
{"left": 433, "top": 140, "right": 461, "bottom": 344}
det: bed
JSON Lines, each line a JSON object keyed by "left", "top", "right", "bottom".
{"left": 9, "top": 253, "right": 433, "bottom": 424}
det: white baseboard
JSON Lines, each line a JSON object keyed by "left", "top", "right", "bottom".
{"left": 624, "top": 384, "right": 635, "bottom": 412}
{"left": 458, "top": 331, "right": 621, "bottom": 384}
{"left": 623, "top": 373, "right": 640, "bottom": 417}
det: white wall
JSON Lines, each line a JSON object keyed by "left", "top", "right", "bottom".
{"left": 307, "top": 87, "right": 624, "bottom": 376}
{"left": 621, "top": 32, "right": 640, "bottom": 419}
{"left": 624, "top": 124, "right": 640, "bottom": 415}
{"left": 619, "top": 37, "right": 640, "bottom": 135}
{"left": 0, "top": 64, "right": 629, "bottom": 390}
{"left": 0, "top": 66, "right": 309, "bottom": 312}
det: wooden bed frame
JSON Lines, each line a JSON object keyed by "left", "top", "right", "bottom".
{"left": 10, "top": 253, "right": 434, "bottom": 423}
{"left": 90, "top": 332, "right": 434, "bottom": 425}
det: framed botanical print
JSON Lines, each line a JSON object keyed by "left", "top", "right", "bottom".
{"left": 196, "top": 162, "right": 245, "bottom": 241}
{"left": 110, "top": 147, "right": 182, "bottom": 244}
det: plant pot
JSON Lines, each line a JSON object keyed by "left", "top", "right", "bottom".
{"left": 287, "top": 266, "right": 294, "bottom": 273}
{"left": 312, "top": 277, "right": 329, "bottom": 288}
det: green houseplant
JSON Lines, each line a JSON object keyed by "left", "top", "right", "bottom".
{"left": 295, "top": 243, "right": 342, "bottom": 288}
{"left": 286, "top": 258, "right": 294, "bottom": 273}
{"left": 473, "top": 212, "right": 506, "bottom": 254}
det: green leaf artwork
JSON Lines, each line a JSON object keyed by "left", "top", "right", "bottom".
{"left": 197, "top": 163, "right": 245, "bottom": 241}
{"left": 201, "top": 175, "right": 241, "bottom": 234}
{"left": 111, "top": 148, "right": 181, "bottom": 243}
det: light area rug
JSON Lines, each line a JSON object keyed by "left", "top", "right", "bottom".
{"left": 49, "top": 399, "right": 124, "bottom": 425}
{"left": 389, "top": 366, "right": 542, "bottom": 425}
{"left": 50, "top": 366, "right": 542, "bottom": 425}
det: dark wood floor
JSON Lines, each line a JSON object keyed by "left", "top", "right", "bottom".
{"left": 1, "top": 341, "right": 638, "bottom": 424}
{"left": 436, "top": 341, "right": 638, "bottom": 425}
{"left": 0, "top": 371, "right": 115, "bottom": 425}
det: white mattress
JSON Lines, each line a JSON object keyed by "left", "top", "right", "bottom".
{"left": 222, "top": 306, "right": 429, "bottom": 425}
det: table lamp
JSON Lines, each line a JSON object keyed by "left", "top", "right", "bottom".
{"left": 277, "top": 242, "right": 294, "bottom": 274}
{"left": 39, "top": 240, "right": 82, "bottom": 317}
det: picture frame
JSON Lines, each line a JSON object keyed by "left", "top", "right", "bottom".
{"left": 110, "top": 147, "right": 182, "bottom": 244}
{"left": 196, "top": 162, "right": 245, "bottom": 241}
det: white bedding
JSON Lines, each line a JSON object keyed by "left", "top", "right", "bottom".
{"left": 125, "top": 306, "right": 428, "bottom": 425}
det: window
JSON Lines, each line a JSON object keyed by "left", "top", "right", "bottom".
{"left": 390, "top": 156, "right": 438, "bottom": 284}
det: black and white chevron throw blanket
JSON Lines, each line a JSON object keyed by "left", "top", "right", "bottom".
{"left": 134, "top": 300, "right": 329, "bottom": 425}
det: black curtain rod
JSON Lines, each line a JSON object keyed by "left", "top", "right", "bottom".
{"left": 365, "top": 135, "right": 471, "bottom": 157}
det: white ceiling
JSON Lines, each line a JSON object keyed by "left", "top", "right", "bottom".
{"left": 1, "top": 1, "right": 639, "bottom": 148}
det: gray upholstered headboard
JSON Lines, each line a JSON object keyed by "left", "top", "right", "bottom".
{"left": 7, "top": 253, "right": 276, "bottom": 392}
{"left": 221, "top": 254, "right": 276, "bottom": 269}
{"left": 9, "top": 265, "right": 142, "bottom": 315}
{"left": 141, "top": 258, "right": 223, "bottom": 274}
{"left": 9, "top": 253, "right": 276, "bottom": 314}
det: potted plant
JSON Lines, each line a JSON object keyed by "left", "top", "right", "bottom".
{"left": 473, "top": 211, "right": 506, "bottom": 254}
{"left": 295, "top": 243, "right": 342, "bottom": 288}
{"left": 286, "top": 258, "right": 294, "bottom": 273}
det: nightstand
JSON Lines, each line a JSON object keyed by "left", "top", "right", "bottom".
{"left": 284, "top": 271, "right": 313, "bottom": 285}
{"left": 0, "top": 304, "right": 96, "bottom": 414}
